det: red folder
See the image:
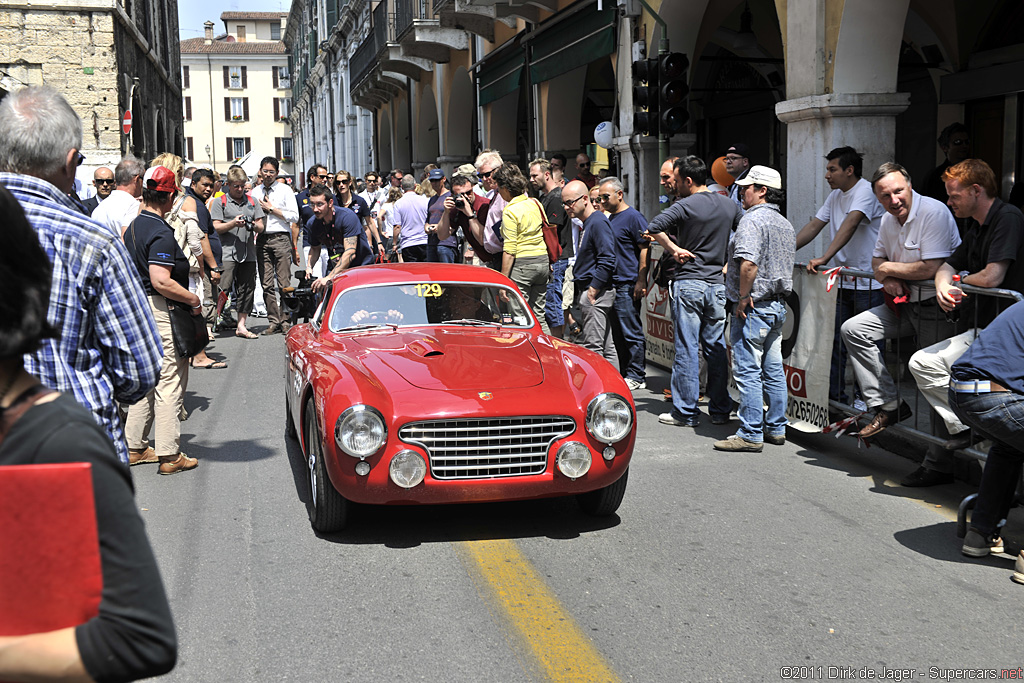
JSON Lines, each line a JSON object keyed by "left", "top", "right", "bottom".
{"left": 0, "top": 463, "right": 102, "bottom": 635}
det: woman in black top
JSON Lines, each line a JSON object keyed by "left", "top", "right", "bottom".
{"left": 122, "top": 166, "right": 201, "bottom": 475}
{"left": 0, "top": 184, "right": 177, "bottom": 681}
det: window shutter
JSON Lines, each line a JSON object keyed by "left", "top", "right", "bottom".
{"left": 183, "top": 66, "right": 189, "bottom": 89}
{"left": 243, "top": 98, "right": 249, "bottom": 121}
{"left": 275, "top": 137, "right": 281, "bottom": 160}
{"left": 273, "top": 67, "right": 279, "bottom": 89}
{"left": 273, "top": 98, "right": 279, "bottom": 120}
{"left": 241, "top": 66, "right": 248, "bottom": 88}
{"left": 227, "top": 138, "right": 233, "bottom": 160}
{"left": 224, "top": 97, "right": 230, "bottom": 121}
{"left": 244, "top": 138, "right": 251, "bottom": 154}
{"left": 185, "top": 97, "right": 192, "bottom": 120}
{"left": 187, "top": 137, "right": 194, "bottom": 160}
{"left": 223, "top": 65, "right": 229, "bottom": 88}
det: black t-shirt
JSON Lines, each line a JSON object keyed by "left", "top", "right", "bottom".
{"left": 124, "top": 210, "right": 190, "bottom": 294}
{"left": 540, "top": 187, "right": 572, "bottom": 260}
{"left": 306, "top": 208, "right": 373, "bottom": 268}
{"left": 646, "top": 191, "right": 741, "bottom": 284}
{"left": 338, "top": 193, "right": 371, "bottom": 225}
{"left": 946, "top": 198, "right": 1024, "bottom": 327}
{"left": 188, "top": 187, "right": 221, "bottom": 266}
{"left": 0, "top": 392, "right": 176, "bottom": 682}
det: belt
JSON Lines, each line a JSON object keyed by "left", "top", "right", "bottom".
{"left": 950, "top": 379, "right": 1010, "bottom": 394}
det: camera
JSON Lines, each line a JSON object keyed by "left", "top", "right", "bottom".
{"left": 453, "top": 195, "right": 466, "bottom": 210}
{"left": 242, "top": 215, "right": 255, "bottom": 232}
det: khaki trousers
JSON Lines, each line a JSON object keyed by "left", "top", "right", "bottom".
{"left": 125, "top": 295, "right": 189, "bottom": 456}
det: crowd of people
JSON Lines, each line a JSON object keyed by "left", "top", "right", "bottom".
{"left": 2, "top": 82, "right": 1024, "bottom": 682}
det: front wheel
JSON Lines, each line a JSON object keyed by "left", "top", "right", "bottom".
{"left": 304, "top": 399, "right": 350, "bottom": 532}
{"left": 576, "top": 468, "right": 628, "bottom": 516}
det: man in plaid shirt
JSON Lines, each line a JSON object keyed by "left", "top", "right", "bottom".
{"left": 0, "top": 86, "right": 161, "bottom": 464}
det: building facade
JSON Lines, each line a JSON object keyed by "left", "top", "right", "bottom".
{"left": 180, "top": 12, "right": 294, "bottom": 175}
{"left": 284, "top": 0, "right": 1024, "bottom": 237}
{"left": 0, "top": 0, "right": 182, "bottom": 181}
{"left": 285, "top": 0, "right": 377, "bottom": 185}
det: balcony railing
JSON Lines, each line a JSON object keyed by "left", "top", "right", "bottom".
{"left": 395, "top": 0, "right": 434, "bottom": 40}
{"left": 350, "top": 31, "right": 379, "bottom": 87}
{"left": 431, "top": 0, "right": 452, "bottom": 12}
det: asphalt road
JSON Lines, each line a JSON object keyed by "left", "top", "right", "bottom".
{"left": 135, "top": 324, "right": 1023, "bottom": 683}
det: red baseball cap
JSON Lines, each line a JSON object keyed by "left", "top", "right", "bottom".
{"left": 144, "top": 166, "right": 177, "bottom": 193}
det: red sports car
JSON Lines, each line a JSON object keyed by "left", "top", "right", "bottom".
{"left": 284, "top": 263, "right": 635, "bottom": 532}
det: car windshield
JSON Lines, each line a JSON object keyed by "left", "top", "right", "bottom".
{"left": 328, "top": 282, "right": 534, "bottom": 332}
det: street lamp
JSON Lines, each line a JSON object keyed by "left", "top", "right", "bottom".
{"left": 205, "top": 144, "right": 211, "bottom": 158}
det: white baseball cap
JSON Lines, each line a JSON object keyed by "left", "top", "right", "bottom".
{"left": 733, "top": 165, "right": 783, "bottom": 190}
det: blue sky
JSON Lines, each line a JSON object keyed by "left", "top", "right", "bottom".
{"left": 177, "top": 0, "right": 292, "bottom": 40}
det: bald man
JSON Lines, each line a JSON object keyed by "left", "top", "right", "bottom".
{"left": 564, "top": 179, "right": 618, "bottom": 368}
{"left": 82, "top": 166, "right": 114, "bottom": 214}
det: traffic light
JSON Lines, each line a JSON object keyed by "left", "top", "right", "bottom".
{"left": 631, "top": 57, "right": 659, "bottom": 137}
{"left": 658, "top": 52, "right": 690, "bottom": 136}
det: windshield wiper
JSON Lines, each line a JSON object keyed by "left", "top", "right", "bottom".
{"left": 335, "top": 322, "right": 398, "bottom": 332}
{"left": 440, "top": 318, "right": 502, "bottom": 327}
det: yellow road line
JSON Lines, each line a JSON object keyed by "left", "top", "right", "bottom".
{"left": 456, "top": 539, "right": 620, "bottom": 683}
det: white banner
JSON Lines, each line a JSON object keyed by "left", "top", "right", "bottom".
{"left": 782, "top": 268, "right": 836, "bottom": 432}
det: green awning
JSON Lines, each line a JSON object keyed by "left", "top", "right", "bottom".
{"left": 529, "top": 6, "right": 616, "bottom": 84}
{"left": 478, "top": 47, "right": 524, "bottom": 106}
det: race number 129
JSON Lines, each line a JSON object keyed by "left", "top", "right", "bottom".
{"left": 415, "top": 283, "right": 442, "bottom": 297}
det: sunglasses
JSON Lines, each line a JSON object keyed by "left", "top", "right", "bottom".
{"left": 578, "top": 162, "right": 590, "bottom": 168}
{"left": 95, "top": 179, "right": 115, "bottom": 185}
{"left": 316, "top": 174, "right": 328, "bottom": 179}
{"left": 562, "top": 195, "right": 585, "bottom": 209}
{"left": 76, "top": 152, "right": 86, "bottom": 166}
{"left": 479, "top": 170, "right": 494, "bottom": 179}
{"left": 337, "top": 178, "right": 351, "bottom": 185}
{"left": 598, "top": 193, "right": 616, "bottom": 202}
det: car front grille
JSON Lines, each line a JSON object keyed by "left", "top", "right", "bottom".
{"left": 398, "top": 416, "right": 576, "bottom": 480}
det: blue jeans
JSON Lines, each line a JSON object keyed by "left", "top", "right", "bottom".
{"left": 730, "top": 299, "right": 788, "bottom": 442}
{"left": 612, "top": 283, "right": 646, "bottom": 382}
{"left": 669, "top": 279, "right": 730, "bottom": 420}
{"left": 426, "top": 240, "right": 457, "bottom": 263}
{"left": 831, "top": 287, "right": 884, "bottom": 402}
{"left": 546, "top": 259, "right": 567, "bottom": 328}
{"left": 949, "top": 389, "right": 1024, "bottom": 536}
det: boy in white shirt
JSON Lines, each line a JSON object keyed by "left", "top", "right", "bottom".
{"left": 796, "top": 147, "right": 886, "bottom": 405}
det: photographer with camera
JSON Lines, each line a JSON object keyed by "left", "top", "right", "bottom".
{"left": 436, "top": 173, "right": 491, "bottom": 266}
{"left": 211, "top": 167, "right": 265, "bottom": 339}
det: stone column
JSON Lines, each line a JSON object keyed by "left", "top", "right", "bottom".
{"left": 776, "top": 93, "right": 909, "bottom": 259}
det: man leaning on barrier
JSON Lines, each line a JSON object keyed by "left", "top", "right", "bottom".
{"left": 840, "top": 162, "right": 961, "bottom": 440}
{"left": 903, "top": 159, "right": 1024, "bottom": 486}
{"left": 949, "top": 300, "right": 1024, "bottom": 585}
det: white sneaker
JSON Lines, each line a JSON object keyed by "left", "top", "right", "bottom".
{"left": 625, "top": 378, "right": 646, "bottom": 391}
{"left": 853, "top": 398, "right": 868, "bottom": 412}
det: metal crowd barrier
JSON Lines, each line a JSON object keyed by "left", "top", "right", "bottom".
{"left": 821, "top": 265, "right": 1023, "bottom": 463}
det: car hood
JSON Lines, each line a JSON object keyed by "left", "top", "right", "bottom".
{"left": 350, "top": 328, "right": 545, "bottom": 390}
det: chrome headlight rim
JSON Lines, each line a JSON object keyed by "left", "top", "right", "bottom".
{"left": 334, "top": 404, "right": 388, "bottom": 459}
{"left": 585, "top": 392, "right": 634, "bottom": 444}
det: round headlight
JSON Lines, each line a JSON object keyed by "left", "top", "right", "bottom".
{"left": 389, "top": 450, "right": 427, "bottom": 488}
{"left": 335, "top": 405, "right": 387, "bottom": 458}
{"left": 556, "top": 441, "right": 592, "bottom": 479}
{"left": 586, "top": 393, "right": 633, "bottom": 444}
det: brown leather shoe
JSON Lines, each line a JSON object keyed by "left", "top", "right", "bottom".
{"left": 854, "top": 400, "right": 912, "bottom": 439}
{"left": 262, "top": 323, "right": 281, "bottom": 336}
{"left": 158, "top": 453, "right": 198, "bottom": 475}
{"left": 128, "top": 446, "right": 158, "bottom": 466}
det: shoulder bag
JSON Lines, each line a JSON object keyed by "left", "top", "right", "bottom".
{"left": 529, "top": 198, "right": 562, "bottom": 264}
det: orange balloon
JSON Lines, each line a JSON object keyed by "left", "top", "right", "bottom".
{"left": 711, "top": 156, "right": 735, "bottom": 187}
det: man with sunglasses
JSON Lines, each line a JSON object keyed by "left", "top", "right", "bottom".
{"left": 599, "top": 177, "right": 649, "bottom": 391}
{"left": 724, "top": 143, "right": 752, "bottom": 212}
{"left": 82, "top": 166, "right": 115, "bottom": 214}
{"left": 574, "top": 153, "right": 597, "bottom": 189}
{"left": 922, "top": 122, "right": 971, "bottom": 206}
{"left": 564, "top": 179, "right": 618, "bottom": 368}
{"left": 297, "top": 164, "right": 329, "bottom": 277}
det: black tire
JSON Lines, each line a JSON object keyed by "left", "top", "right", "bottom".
{"left": 576, "top": 468, "right": 629, "bottom": 516}
{"left": 304, "top": 399, "right": 349, "bottom": 532}
{"left": 284, "top": 386, "right": 298, "bottom": 441}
